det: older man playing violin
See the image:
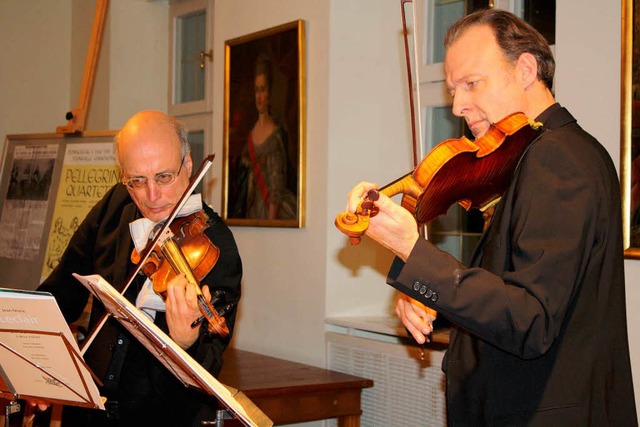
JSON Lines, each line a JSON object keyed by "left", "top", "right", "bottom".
{"left": 345, "top": 9, "right": 636, "bottom": 426}
{"left": 37, "top": 110, "right": 242, "bottom": 427}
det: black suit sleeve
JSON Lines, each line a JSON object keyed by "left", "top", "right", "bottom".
{"left": 38, "top": 184, "right": 133, "bottom": 323}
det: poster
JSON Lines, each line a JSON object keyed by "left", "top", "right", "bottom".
{"left": 40, "top": 143, "right": 118, "bottom": 279}
{"left": 0, "top": 145, "right": 58, "bottom": 261}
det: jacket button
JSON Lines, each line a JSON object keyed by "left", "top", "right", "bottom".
{"left": 419, "top": 285, "right": 427, "bottom": 294}
{"left": 425, "top": 289, "right": 433, "bottom": 298}
{"left": 413, "top": 281, "right": 421, "bottom": 291}
{"left": 431, "top": 292, "right": 438, "bottom": 302}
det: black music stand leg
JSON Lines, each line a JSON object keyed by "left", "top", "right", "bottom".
{"left": 4, "top": 400, "right": 20, "bottom": 427}
{"left": 200, "top": 409, "right": 236, "bottom": 426}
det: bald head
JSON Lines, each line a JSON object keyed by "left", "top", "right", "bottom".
{"left": 114, "top": 110, "right": 190, "bottom": 168}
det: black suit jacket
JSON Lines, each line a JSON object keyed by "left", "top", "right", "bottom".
{"left": 388, "top": 105, "right": 637, "bottom": 426}
{"left": 38, "top": 184, "right": 242, "bottom": 426}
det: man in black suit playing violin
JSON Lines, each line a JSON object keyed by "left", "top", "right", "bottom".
{"left": 346, "top": 9, "right": 637, "bottom": 426}
{"left": 37, "top": 110, "right": 242, "bottom": 426}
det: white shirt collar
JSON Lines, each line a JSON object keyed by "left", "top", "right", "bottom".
{"left": 128, "top": 193, "right": 203, "bottom": 253}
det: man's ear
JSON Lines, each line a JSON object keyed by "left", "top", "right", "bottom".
{"left": 185, "top": 153, "right": 194, "bottom": 177}
{"left": 516, "top": 52, "right": 538, "bottom": 89}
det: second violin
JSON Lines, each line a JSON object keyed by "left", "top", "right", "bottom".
{"left": 336, "top": 112, "right": 544, "bottom": 244}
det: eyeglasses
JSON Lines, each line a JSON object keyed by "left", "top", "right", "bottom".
{"left": 122, "top": 156, "right": 185, "bottom": 190}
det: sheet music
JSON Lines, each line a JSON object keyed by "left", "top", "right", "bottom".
{"left": 73, "top": 273, "right": 272, "bottom": 427}
{"left": 0, "top": 288, "right": 104, "bottom": 409}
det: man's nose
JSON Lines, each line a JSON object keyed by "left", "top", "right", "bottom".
{"left": 451, "top": 92, "right": 468, "bottom": 117}
{"left": 145, "top": 180, "right": 162, "bottom": 201}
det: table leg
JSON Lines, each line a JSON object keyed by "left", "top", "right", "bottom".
{"left": 49, "top": 405, "right": 62, "bottom": 427}
{"left": 337, "top": 414, "right": 360, "bottom": 427}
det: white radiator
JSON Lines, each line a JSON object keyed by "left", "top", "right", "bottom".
{"left": 326, "top": 331, "right": 447, "bottom": 426}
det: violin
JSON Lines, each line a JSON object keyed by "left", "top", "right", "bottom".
{"left": 130, "top": 210, "right": 231, "bottom": 337}
{"left": 335, "top": 112, "right": 544, "bottom": 244}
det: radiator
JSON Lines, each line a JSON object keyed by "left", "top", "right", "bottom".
{"left": 326, "top": 331, "right": 447, "bottom": 426}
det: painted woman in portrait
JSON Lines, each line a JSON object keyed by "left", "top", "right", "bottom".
{"left": 237, "top": 56, "right": 296, "bottom": 220}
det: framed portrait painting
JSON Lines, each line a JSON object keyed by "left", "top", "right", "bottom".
{"left": 222, "top": 20, "right": 305, "bottom": 228}
{"left": 621, "top": 0, "right": 640, "bottom": 258}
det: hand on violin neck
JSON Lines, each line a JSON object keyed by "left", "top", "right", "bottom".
{"left": 346, "top": 181, "right": 379, "bottom": 213}
{"left": 367, "top": 192, "right": 420, "bottom": 261}
{"left": 346, "top": 181, "right": 419, "bottom": 260}
{"left": 164, "top": 273, "right": 210, "bottom": 349}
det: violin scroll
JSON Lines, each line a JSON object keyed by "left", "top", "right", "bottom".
{"left": 336, "top": 171, "right": 425, "bottom": 245}
{"left": 335, "top": 190, "right": 380, "bottom": 245}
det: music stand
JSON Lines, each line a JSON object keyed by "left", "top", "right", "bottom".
{"left": 0, "top": 288, "right": 104, "bottom": 426}
{"left": 72, "top": 273, "right": 272, "bottom": 427}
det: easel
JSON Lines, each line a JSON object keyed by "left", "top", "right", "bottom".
{"left": 56, "top": 0, "right": 109, "bottom": 134}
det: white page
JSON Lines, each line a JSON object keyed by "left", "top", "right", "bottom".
{"left": 0, "top": 288, "right": 104, "bottom": 409}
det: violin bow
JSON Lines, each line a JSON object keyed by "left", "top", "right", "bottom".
{"left": 399, "top": 0, "right": 428, "bottom": 239}
{"left": 400, "top": 0, "right": 422, "bottom": 168}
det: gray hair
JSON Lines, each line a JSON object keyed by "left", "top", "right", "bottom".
{"left": 444, "top": 9, "right": 555, "bottom": 90}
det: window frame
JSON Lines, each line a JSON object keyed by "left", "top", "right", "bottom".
{"left": 168, "top": 0, "right": 213, "bottom": 117}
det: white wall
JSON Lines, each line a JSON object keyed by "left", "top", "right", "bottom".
{"left": 107, "top": 0, "right": 168, "bottom": 128}
{"left": 0, "top": 0, "right": 638, "bottom": 421}
{"left": 326, "top": 0, "right": 413, "bottom": 319}
{"left": 0, "top": 0, "right": 73, "bottom": 139}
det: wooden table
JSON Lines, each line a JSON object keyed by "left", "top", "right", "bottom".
{"left": 218, "top": 348, "right": 374, "bottom": 426}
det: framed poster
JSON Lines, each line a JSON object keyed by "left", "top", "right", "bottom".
{"left": 621, "top": 0, "right": 640, "bottom": 258}
{"left": 0, "top": 132, "right": 118, "bottom": 289}
{"left": 222, "top": 20, "right": 305, "bottom": 228}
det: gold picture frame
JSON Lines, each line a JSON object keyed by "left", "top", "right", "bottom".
{"left": 222, "top": 20, "right": 305, "bottom": 228}
{"left": 621, "top": 0, "right": 640, "bottom": 258}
